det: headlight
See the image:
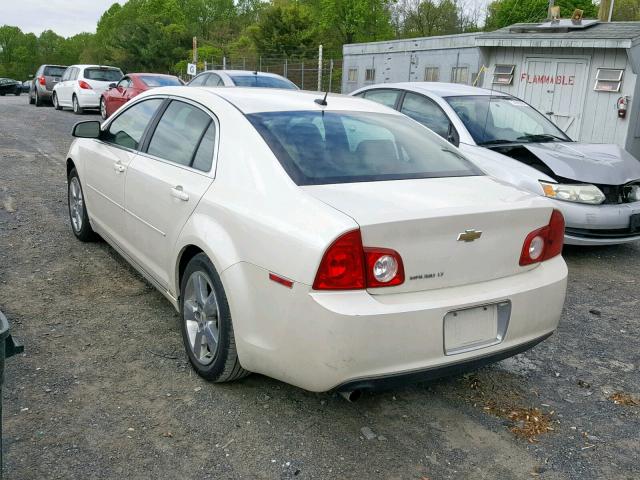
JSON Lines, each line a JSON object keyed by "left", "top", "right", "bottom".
{"left": 539, "top": 181, "right": 605, "bottom": 205}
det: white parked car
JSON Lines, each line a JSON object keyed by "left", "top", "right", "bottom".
{"left": 53, "top": 64, "right": 123, "bottom": 114}
{"left": 65, "top": 87, "right": 567, "bottom": 395}
{"left": 352, "top": 83, "right": 640, "bottom": 246}
{"left": 187, "top": 69, "right": 298, "bottom": 89}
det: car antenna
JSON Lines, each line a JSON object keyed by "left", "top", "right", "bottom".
{"left": 314, "top": 90, "right": 329, "bottom": 106}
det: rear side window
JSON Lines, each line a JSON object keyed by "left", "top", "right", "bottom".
{"left": 84, "top": 68, "right": 123, "bottom": 82}
{"left": 362, "top": 89, "right": 400, "bottom": 109}
{"left": 189, "top": 74, "right": 208, "bottom": 86}
{"left": 147, "top": 101, "right": 213, "bottom": 168}
{"left": 248, "top": 110, "right": 482, "bottom": 185}
{"left": 192, "top": 123, "right": 216, "bottom": 172}
{"left": 44, "top": 66, "right": 66, "bottom": 77}
{"left": 228, "top": 75, "right": 297, "bottom": 89}
{"left": 204, "top": 74, "right": 224, "bottom": 87}
{"left": 103, "top": 99, "right": 163, "bottom": 150}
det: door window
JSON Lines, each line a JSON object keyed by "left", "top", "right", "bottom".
{"left": 147, "top": 101, "right": 213, "bottom": 168}
{"left": 204, "top": 74, "right": 223, "bottom": 86}
{"left": 103, "top": 99, "right": 164, "bottom": 150}
{"left": 117, "top": 77, "right": 131, "bottom": 88}
{"left": 400, "top": 92, "right": 452, "bottom": 139}
{"left": 189, "top": 74, "right": 209, "bottom": 86}
{"left": 362, "top": 89, "right": 400, "bottom": 109}
{"left": 61, "top": 68, "right": 72, "bottom": 81}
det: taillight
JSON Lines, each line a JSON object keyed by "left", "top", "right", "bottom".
{"left": 312, "top": 230, "right": 404, "bottom": 290}
{"left": 520, "top": 209, "right": 565, "bottom": 266}
{"left": 38, "top": 76, "right": 46, "bottom": 86}
{"left": 78, "top": 80, "right": 92, "bottom": 90}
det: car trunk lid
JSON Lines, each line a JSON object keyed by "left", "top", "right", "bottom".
{"left": 303, "top": 176, "right": 553, "bottom": 294}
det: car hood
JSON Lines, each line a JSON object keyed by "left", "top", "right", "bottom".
{"left": 522, "top": 142, "right": 640, "bottom": 185}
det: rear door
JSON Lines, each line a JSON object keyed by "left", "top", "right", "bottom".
{"left": 83, "top": 98, "right": 164, "bottom": 246}
{"left": 123, "top": 99, "right": 216, "bottom": 288}
{"left": 519, "top": 57, "right": 587, "bottom": 138}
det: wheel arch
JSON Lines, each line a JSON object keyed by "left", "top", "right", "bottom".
{"left": 66, "top": 158, "right": 76, "bottom": 178}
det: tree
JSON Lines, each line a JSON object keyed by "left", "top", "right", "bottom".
{"left": 485, "top": 0, "right": 598, "bottom": 30}
{"left": 611, "top": 0, "right": 640, "bottom": 20}
{"left": 319, "top": 0, "right": 394, "bottom": 48}
{"left": 400, "top": 0, "right": 460, "bottom": 37}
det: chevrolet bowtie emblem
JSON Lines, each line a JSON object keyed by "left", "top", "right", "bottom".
{"left": 457, "top": 229, "right": 482, "bottom": 242}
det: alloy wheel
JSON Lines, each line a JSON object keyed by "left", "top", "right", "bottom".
{"left": 183, "top": 271, "right": 220, "bottom": 366}
{"left": 68, "top": 176, "right": 84, "bottom": 232}
{"left": 100, "top": 98, "right": 107, "bottom": 119}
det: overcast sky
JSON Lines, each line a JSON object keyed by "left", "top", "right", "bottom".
{"left": 2, "top": 0, "right": 124, "bottom": 38}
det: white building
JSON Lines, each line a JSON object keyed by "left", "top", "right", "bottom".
{"left": 342, "top": 21, "right": 640, "bottom": 157}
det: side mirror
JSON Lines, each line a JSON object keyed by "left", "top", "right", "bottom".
{"left": 108, "top": 83, "right": 116, "bottom": 89}
{"left": 72, "top": 121, "right": 101, "bottom": 139}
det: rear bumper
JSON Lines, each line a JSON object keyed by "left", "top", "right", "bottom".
{"left": 223, "top": 256, "right": 568, "bottom": 392}
{"left": 552, "top": 198, "right": 640, "bottom": 245}
{"left": 76, "top": 90, "right": 101, "bottom": 108}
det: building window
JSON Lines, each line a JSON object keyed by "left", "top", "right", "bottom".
{"left": 347, "top": 68, "right": 358, "bottom": 82}
{"left": 451, "top": 66, "right": 469, "bottom": 84}
{"left": 594, "top": 68, "right": 623, "bottom": 92}
{"left": 492, "top": 64, "right": 515, "bottom": 85}
{"left": 424, "top": 67, "right": 439, "bottom": 82}
{"left": 365, "top": 68, "right": 376, "bottom": 82}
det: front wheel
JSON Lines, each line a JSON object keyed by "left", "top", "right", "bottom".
{"left": 100, "top": 97, "right": 108, "bottom": 120}
{"left": 53, "top": 92, "right": 62, "bottom": 110}
{"left": 67, "top": 168, "right": 96, "bottom": 241}
{"left": 180, "top": 254, "right": 249, "bottom": 382}
{"left": 72, "top": 95, "right": 83, "bottom": 114}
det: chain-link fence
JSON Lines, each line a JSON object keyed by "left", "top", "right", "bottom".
{"left": 182, "top": 56, "right": 344, "bottom": 93}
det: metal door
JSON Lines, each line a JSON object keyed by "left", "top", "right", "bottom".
{"left": 519, "top": 57, "right": 587, "bottom": 139}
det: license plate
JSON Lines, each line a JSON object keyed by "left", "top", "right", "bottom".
{"left": 443, "top": 302, "right": 510, "bottom": 355}
{"left": 630, "top": 213, "right": 640, "bottom": 233}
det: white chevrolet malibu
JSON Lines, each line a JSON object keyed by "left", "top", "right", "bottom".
{"left": 65, "top": 87, "right": 567, "bottom": 396}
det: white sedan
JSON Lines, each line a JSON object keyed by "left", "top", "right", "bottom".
{"left": 66, "top": 87, "right": 567, "bottom": 395}
{"left": 352, "top": 83, "right": 640, "bottom": 246}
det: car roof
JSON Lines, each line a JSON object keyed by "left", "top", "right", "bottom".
{"left": 201, "top": 70, "right": 289, "bottom": 79}
{"left": 127, "top": 73, "right": 177, "bottom": 78}
{"left": 67, "top": 64, "right": 122, "bottom": 70}
{"left": 360, "top": 82, "right": 506, "bottom": 98}
{"left": 147, "top": 86, "right": 403, "bottom": 115}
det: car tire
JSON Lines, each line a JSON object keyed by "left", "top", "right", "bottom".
{"left": 67, "top": 168, "right": 96, "bottom": 242}
{"left": 35, "top": 90, "right": 42, "bottom": 107}
{"left": 72, "top": 95, "right": 83, "bottom": 115}
{"left": 14, "top": 89, "right": 20, "bottom": 96}
{"left": 53, "top": 92, "right": 62, "bottom": 110}
{"left": 29, "top": 91, "right": 35, "bottom": 105}
{"left": 180, "top": 253, "right": 250, "bottom": 383}
{"left": 0, "top": 93, "right": 5, "bottom": 96}
{"left": 100, "top": 97, "right": 108, "bottom": 120}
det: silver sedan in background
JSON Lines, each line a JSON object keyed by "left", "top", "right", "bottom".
{"left": 352, "top": 82, "right": 640, "bottom": 246}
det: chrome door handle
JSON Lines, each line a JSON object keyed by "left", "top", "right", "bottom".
{"left": 114, "top": 162, "right": 126, "bottom": 173}
{"left": 170, "top": 186, "right": 189, "bottom": 201}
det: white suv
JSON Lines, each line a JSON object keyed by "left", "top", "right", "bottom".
{"left": 53, "top": 65, "right": 123, "bottom": 114}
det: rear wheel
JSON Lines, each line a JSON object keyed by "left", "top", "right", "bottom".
{"left": 35, "top": 90, "right": 42, "bottom": 107}
{"left": 67, "top": 168, "right": 96, "bottom": 241}
{"left": 180, "top": 254, "right": 249, "bottom": 382}
{"left": 53, "top": 92, "right": 62, "bottom": 110}
{"left": 29, "top": 90, "right": 35, "bottom": 105}
{"left": 100, "top": 97, "right": 108, "bottom": 120}
{"left": 72, "top": 95, "right": 83, "bottom": 114}
{"left": 14, "top": 88, "right": 20, "bottom": 96}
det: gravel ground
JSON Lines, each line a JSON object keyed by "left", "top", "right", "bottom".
{"left": 0, "top": 94, "right": 639, "bottom": 480}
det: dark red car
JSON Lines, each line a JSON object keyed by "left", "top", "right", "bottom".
{"left": 100, "top": 73, "right": 183, "bottom": 119}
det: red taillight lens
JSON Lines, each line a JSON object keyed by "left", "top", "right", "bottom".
{"left": 520, "top": 209, "right": 565, "bottom": 266}
{"left": 364, "top": 248, "right": 404, "bottom": 287}
{"left": 313, "top": 230, "right": 365, "bottom": 290}
{"left": 313, "top": 230, "right": 405, "bottom": 290}
{"left": 38, "top": 76, "right": 46, "bottom": 86}
{"left": 78, "top": 80, "right": 92, "bottom": 90}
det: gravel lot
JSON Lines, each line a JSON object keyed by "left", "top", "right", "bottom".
{"left": 0, "top": 94, "right": 639, "bottom": 480}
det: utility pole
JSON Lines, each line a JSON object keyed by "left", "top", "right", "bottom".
{"left": 598, "top": 0, "right": 615, "bottom": 21}
{"left": 192, "top": 37, "right": 198, "bottom": 63}
{"left": 547, "top": 0, "right": 555, "bottom": 20}
{"left": 317, "top": 45, "right": 323, "bottom": 92}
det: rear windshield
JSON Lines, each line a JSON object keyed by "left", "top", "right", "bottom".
{"left": 248, "top": 111, "right": 482, "bottom": 185}
{"left": 229, "top": 74, "right": 297, "bottom": 90}
{"left": 139, "top": 75, "right": 182, "bottom": 87}
{"left": 44, "top": 66, "right": 67, "bottom": 77}
{"left": 84, "top": 68, "right": 123, "bottom": 82}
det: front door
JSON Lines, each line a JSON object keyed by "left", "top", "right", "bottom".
{"left": 84, "top": 97, "right": 164, "bottom": 244}
{"left": 519, "top": 57, "right": 587, "bottom": 139}
{"left": 122, "top": 100, "right": 217, "bottom": 289}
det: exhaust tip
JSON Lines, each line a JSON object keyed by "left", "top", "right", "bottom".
{"left": 338, "top": 389, "right": 362, "bottom": 402}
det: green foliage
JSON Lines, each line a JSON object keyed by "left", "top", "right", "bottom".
{"left": 485, "top": 0, "right": 598, "bottom": 30}
{"left": 612, "top": 0, "right": 640, "bottom": 20}
{"left": 320, "top": 0, "right": 394, "bottom": 48}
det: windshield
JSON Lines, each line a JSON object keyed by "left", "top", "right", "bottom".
{"left": 139, "top": 75, "right": 182, "bottom": 87}
{"left": 84, "top": 68, "right": 123, "bottom": 82}
{"left": 44, "top": 66, "right": 67, "bottom": 77}
{"left": 248, "top": 111, "right": 482, "bottom": 185}
{"left": 229, "top": 74, "right": 298, "bottom": 90}
{"left": 446, "top": 95, "right": 571, "bottom": 146}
